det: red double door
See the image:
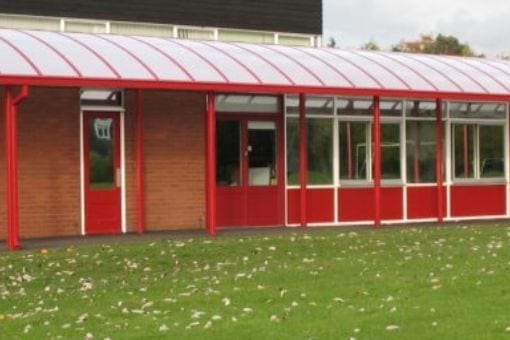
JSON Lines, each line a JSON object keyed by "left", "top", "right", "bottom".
{"left": 83, "top": 112, "right": 122, "bottom": 234}
{"left": 216, "top": 115, "right": 284, "bottom": 227}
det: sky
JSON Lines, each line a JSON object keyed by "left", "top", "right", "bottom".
{"left": 323, "top": 0, "right": 510, "bottom": 56}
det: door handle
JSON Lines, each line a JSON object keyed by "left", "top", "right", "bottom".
{"left": 116, "top": 168, "right": 121, "bottom": 188}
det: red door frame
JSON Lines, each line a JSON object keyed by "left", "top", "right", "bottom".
{"left": 83, "top": 111, "right": 122, "bottom": 234}
{"left": 216, "top": 112, "right": 285, "bottom": 227}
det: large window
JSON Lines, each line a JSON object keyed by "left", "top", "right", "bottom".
{"left": 479, "top": 125, "right": 505, "bottom": 178}
{"left": 285, "top": 96, "right": 334, "bottom": 186}
{"left": 406, "top": 121, "right": 437, "bottom": 183}
{"left": 286, "top": 118, "right": 299, "bottom": 185}
{"left": 451, "top": 101, "right": 506, "bottom": 181}
{"left": 339, "top": 121, "right": 369, "bottom": 181}
{"left": 381, "top": 123, "right": 401, "bottom": 180}
{"left": 307, "top": 119, "right": 333, "bottom": 185}
{"left": 452, "top": 124, "right": 505, "bottom": 180}
{"left": 217, "top": 121, "right": 241, "bottom": 186}
{"left": 453, "top": 124, "right": 476, "bottom": 179}
{"left": 286, "top": 97, "right": 507, "bottom": 189}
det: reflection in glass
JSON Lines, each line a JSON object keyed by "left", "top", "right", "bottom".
{"left": 381, "top": 124, "right": 401, "bottom": 180}
{"left": 248, "top": 122, "right": 276, "bottom": 186}
{"left": 450, "top": 102, "right": 506, "bottom": 119}
{"left": 286, "top": 118, "right": 299, "bottom": 185}
{"left": 217, "top": 121, "right": 241, "bottom": 186}
{"left": 307, "top": 119, "right": 333, "bottom": 184}
{"left": 453, "top": 124, "right": 475, "bottom": 179}
{"left": 339, "top": 121, "right": 369, "bottom": 181}
{"left": 406, "top": 121, "right": 437, "bottom": 183}
{"left": 89, "top": 118, "right": 115, "bottom": 189}
{"left": 480, "top": 125, "right": 504, "bottom": 178}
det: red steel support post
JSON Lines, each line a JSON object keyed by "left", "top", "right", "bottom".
{"left": 136, "top": 90, "right": 145, "bottom": 234}
{"left": 299, "top": 93, "right": 308, "bottom": 227}
{"left": 206, "top": 92, "right": 217, "bottom": 236}
{"left": 5, "top": 85, "right": 29, "bottom": 250}
{"left": 435, "top": 98, "right": 444, "bottom": 222}
{"left": 373, "top": 96, "right": 382, "bottom": 228}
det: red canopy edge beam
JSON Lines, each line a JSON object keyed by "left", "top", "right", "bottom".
{"left": 135, "top": 89, "right": 145, "bottom": 235}
{"left": 299, "top": 93, "right": 308, "bottom": 228}
{"left": 436, "top": 98, "right": 444, "bottom": 222}
{"left": 373, "top": 96, "right": 382, "bottom": 228}
{"left": 1, "top": 76, "right": 510, "bottom": 102}
{"left": 5, "top": 84, "right": 29, "bottom": 251}
{"left": 206, "top": 92, "right": 217, "bottom": 236}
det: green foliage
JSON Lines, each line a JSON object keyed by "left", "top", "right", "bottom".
{"left": 361, "top": 40, "right": 380, "bottom": 51}
{"left": 423, "top": 34, "right": 474, "bottom": 56}
{"left": 393, "top": 34, "right": 477, "bottom": 56}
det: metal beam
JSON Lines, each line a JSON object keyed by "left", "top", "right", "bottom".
{"left": 5, "top": 85, "right": 29, "bottom": 251}
{"left": 206, "top": 92, "right": 217, "bottom": 236}
{"left": 299, "top": 93, "right": 307, "bottom": 227}
{"left": 373, "top": 96, "right": 382, "bottom": 228}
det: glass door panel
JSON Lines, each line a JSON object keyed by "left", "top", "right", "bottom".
{"left": 217, "top": 121, "right": 241, "bottom": 186}
{"left": 89, "top": 118, "right": 115, "bottom": 189}
{"left": 248, "top": 121, "right": 277, "bottom": 186}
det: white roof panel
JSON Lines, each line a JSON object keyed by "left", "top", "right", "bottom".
{"left": 1, "top": 28, "right": 510, "bottom": 98}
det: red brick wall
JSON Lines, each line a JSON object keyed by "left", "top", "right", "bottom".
{"left": 0, "top": 87, "right": 82, "bottom": 240}
{"left": 124, "top": 90, "right": 206, "bottom": 231}
{"left": 0, "top": 87, "right": 206, "bottom": 241}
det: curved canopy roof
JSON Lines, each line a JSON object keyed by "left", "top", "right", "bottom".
{"left": 1, "top": 28, "right": 510, "bottom": 99}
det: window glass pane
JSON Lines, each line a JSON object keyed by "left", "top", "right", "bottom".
{"left": 218, "top": 30, "right": 274, "bottom": 44}
{"left": 90, "top": 118, "right": 115, "bottom": 189}
{"left": 217, "top": 94, "right": 279, "bottom": 113}
{"left": 453, "top": 124, "right": 475, "bottom": 179}
{"left": 248, "top": 122, "right": 277, "bottom": 186}
{"left": 380, "top": 100, "right": 403, "bottom": 117}
{"left": 65, "top": 20, "right": 107, "bottom": 34}
{"left": 286, "top": 118, "right": 299, "bottom": 185}
{"left": 480, "top": 125, "right": 504, "bottom": 178}
{"left": 381, "top": 124, "right": 401, "bottom": 180}
{"left": 0, "top": 14, "right": 60, "bottom": 31}
{"left": 337, "top": 97, "right": 372, "bottom": 116}
{"left": 306, "top": 96, "right": 334, "bottom": 115}
{"left": 285, "top": 95, "right": 333, "bottom": 115}
{"left": 279, "top": 35, "right": 312, "bottom": 46}
{"left": 217, "top": 121, "right": 241, "bottom": 186}
{"left": 307, "top": 119, "right": 333, "bottom": 184}
{"left": 450, "top": 102, "right": 506, "bottom": 119}
{"left": 110, "top": 22, "right": 173, "bottom": 37}
{"left": 406, "top": 121, "right": 437, "bottom": 183}
{"left": 405, "top": 100, "right": 445, "bottom": 118}
{"left": 81, "top": 89, "right": 123, "bottom": 107}
{"left": 177, "top": 28, "right": 214, "bottom": 40}
{"left": 339, "top": 121, "right": 369, "bottom": 181}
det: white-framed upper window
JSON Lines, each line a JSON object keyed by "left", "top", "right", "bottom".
{"left": 80, "top": 89, "right": 124, "bottom": 108}
{"left": 216, "top": 94, "right": 280, "bottom": 113}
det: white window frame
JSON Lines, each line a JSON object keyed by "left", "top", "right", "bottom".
{"left": 451, "top": 120, "right": 507, "bottom": 184}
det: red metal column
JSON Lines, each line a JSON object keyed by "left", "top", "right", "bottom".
{"left": 373, "top": 96, "right": 382, "bottom": 228}
{"left": 136, "top": 90, "right": 145, "bottom": 234}
{"left": 5, "top": 85, "right": 29, "bottom": 251}
{"left": 206, "top": 92, "right": 217, "bottom": 236}
{"left": 436, "top": 99, "right": 444, "bottom": 222}
{"left": 299, "top": 93, "right": 308, "bottom": 227}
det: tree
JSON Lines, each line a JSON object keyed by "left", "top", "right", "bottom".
{"left": 392, "top": 34, "right": 476, "bottom": 56}
{"left": 361, "top": 40, "right": 380, "bottom": 51}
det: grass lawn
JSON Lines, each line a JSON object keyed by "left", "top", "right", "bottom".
{"left": 1, "top": 224, "right": 510, "bottom": 339}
